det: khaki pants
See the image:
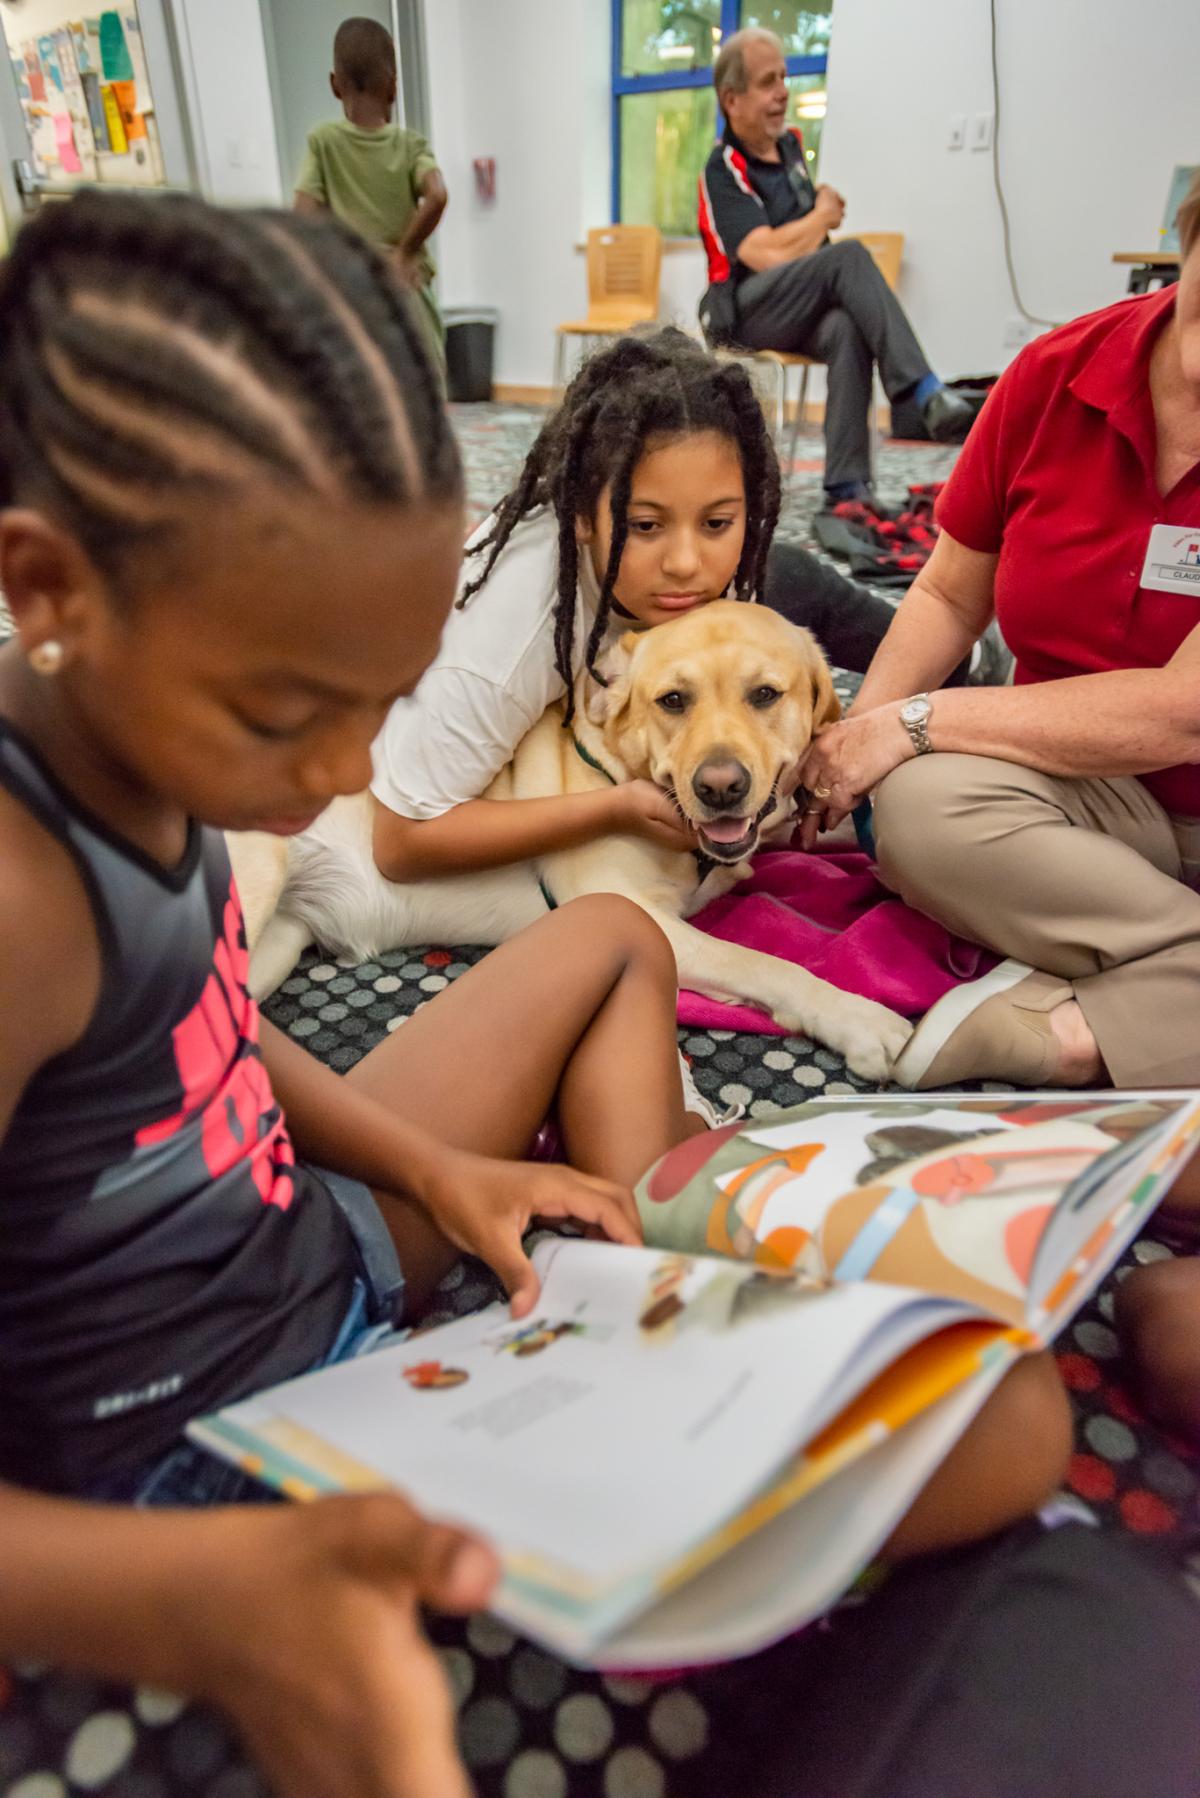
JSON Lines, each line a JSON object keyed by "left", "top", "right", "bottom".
{"left": 872, "top": 755, "right": 1200, "bottom": 1086}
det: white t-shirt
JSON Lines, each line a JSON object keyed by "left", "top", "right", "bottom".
{"left": 371, "top": 508, "right": 601, "bottom": 821}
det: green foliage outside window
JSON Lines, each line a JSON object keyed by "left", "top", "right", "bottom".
{"left": 616, "top": 2, "right": 832, "bottom": 236}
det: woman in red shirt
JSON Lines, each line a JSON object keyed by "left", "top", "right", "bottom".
{"left": 799, "top": 174, "right": 1200, "bottom": 1446}
{"left": 799, "top": 171, "right": 1200, "bottom": 1100}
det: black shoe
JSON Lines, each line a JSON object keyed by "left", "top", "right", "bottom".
{"left": 921, "top": 385, "right": 979, "bottom": 444}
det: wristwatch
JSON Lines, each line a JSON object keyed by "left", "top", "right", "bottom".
{"left": 898, "top": 693, "right": 934, "bottom": 755}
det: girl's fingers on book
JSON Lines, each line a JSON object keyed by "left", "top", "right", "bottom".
{"left": 529, "top": 1169, "right": 642, "bottom": 1243}
{"left": 324, "top": 1493, "right": 500, "bottom": 1612}
{"left": 490, "top": 1231, "right": 541, "bottom": 1316}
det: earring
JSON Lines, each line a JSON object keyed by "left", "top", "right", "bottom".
{"left": 28, "top": 639, "right": 64, "bottom": 676}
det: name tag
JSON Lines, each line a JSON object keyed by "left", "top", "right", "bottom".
{"left": 1141, "top": 524, "right": 1200, "bottom": 596}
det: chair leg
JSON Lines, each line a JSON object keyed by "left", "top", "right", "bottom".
{"left": 870, "top": 372, "right": 881, "bottom": 482}
{"left": 786, "top": 365, "right": 808, "bottom": 484}
{"left": 553, "top": 332, "right": 564, "bottom": 394}
{"left": 770, "top": 364, "right": 787, "bottom": 478}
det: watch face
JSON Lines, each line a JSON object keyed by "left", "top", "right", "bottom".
{"left": 901, "top": 698, "right": 929, "bottom": 725}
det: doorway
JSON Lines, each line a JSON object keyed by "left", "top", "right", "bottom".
{"left": 0, "top": 0, "right": 194, "bottom": 230}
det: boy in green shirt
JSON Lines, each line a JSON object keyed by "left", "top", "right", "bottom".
{"left": 295, "top": 17, "right": 447, "bottom": 381}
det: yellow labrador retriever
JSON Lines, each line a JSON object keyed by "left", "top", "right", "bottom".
{"left": 232, "top": 602, "right": 912, "bottom": 1081}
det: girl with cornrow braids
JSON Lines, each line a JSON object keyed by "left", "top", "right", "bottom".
{"left": 0, "top": 191, "right": 707, "bottom": 1798}
{"left": 371, "top": 326, "right": 784, "bottom": 880}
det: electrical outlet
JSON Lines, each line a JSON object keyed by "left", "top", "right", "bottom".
{"left": 947, "top": 113, "right": 966, "bottom": 151}
{"left": 226, "top": 137, "right": 242, "bottom": 168}
{"left": 970, "top": 111, "right": 994, "bottom": 152}
{"left": 1002, "top": 316, "right": 1031, "bottom": 351}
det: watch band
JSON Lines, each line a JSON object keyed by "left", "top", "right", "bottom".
{"left": 901, "top": 694, "right": 934, "bottom": 756}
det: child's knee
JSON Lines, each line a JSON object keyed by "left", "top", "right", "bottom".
{"left": 1151, "top": 1154, "right": 1200, "bottom": 1245}
{"left": 559, "top": 894, "right": 674, "bottom": 976}
{"left": 960, "top": 1351, "right": 1072, "bottom": 1524}
{"left": 996, "top": 1350, "right": 1074, "bottom": 1493}
{"left": 887, "top": 1351, "right": 1070, "bottom": 1560}
{"left": 1116, "top": 1257, "right": 1200, "bottom": 1443}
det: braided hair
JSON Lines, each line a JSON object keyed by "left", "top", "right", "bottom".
{"left": 461, "top": 327, "right": 780, "bottom": 722}
{"left": 0, "top": 188, "right": 460, "bottom": 588}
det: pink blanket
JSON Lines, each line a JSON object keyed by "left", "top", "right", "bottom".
{"left": 678, "top": 843, "right": 997, "bottom": 1035}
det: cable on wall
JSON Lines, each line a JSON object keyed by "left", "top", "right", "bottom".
{"left": 989, "top": 0, "right": 1062, "bottom": 329}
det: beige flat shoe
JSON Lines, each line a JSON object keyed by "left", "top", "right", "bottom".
{"left": 892, "top": 960, "right": 1077, "bottom": 1091}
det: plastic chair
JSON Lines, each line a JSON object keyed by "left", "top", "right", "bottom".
{"left": 717, "top": 232, "right": 905, "bottom": 483}
{"left": 553, "top": 226, "right": 663, "bottom": 390}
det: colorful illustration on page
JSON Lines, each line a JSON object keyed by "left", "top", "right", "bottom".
{"left": 403, "top": 1360, "right": 469, "bottom": 1391}
{"left": 483, "top": 1302, "right": 616, "bottom": 1357}
{"left": 638, "top": 1097, "right": 1180, "bottom": 1321}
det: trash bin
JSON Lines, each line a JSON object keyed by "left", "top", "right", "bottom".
{"left": 444, "top": 306, "right": 498, "bottom": 402}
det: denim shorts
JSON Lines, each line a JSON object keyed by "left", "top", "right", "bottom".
{"left": 86, "top": 1165, "right": 408, "bottom": 1508}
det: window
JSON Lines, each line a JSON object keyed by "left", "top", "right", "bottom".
{"left": 613, "top": 1, "right": 831, "bottom": 235}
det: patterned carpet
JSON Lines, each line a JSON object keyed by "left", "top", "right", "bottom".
{"left": 1, "top": 410, "right": 1197, "bottom": 1798}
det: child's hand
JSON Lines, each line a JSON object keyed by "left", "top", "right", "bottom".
{"left": 616, "top": 780, "right": 700, "bottom": 853}
{"left": 421, "top": 1147, "right": 643, "bottom": 1315}
{"left": 391, "top": 246, "right": 425, "bottom": 288}
{"left": 190, "top": 1495, "right": 498, "bottom": 1798}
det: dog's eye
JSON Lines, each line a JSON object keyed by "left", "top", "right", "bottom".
{"left": 748, "top": 685, "right": 782, "bottom": 709}
{"left": 656, "top": 690, "right": 689, "bottom": 714}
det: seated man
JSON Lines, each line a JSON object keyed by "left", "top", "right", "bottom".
{"left": 698, "top": 27, "right": 976, "bottom": 503}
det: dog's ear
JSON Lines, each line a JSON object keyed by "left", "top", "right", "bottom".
{"left": 584, "top": 630, "right": 639, "bottom": 727}
{"left": 810, "top": 655, "right": 841, "bottom": 731}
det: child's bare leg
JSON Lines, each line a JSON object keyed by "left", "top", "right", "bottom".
{"left": 1148, "top": 1151, "right": 1200, "bottom": 1246}
{"left": 1116, "top": 1254, "right": 1200, "bottom": 1444}
{"left": 885, "top": 1351, "right": 1072, "bottom": 1559}
{"left": 342, "top": 896, "right": 689, "bottom": 1304}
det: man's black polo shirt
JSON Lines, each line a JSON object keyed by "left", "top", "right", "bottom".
{"left": 698, "top": 124, "right": 818, "bottom": 292}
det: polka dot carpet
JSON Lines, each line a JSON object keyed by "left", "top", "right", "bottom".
{"left": 1, "top": 410, "right": 1197, "bottom": 1796}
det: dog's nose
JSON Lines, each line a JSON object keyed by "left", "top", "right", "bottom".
{"left": 692, "top": 759, "right": 751, "bottom": 810}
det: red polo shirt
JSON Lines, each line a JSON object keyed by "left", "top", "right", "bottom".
{"left": 936, "top": 285, "right": 1200, "bottom": 814}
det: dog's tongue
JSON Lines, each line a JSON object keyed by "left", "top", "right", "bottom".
{"left": 700, "top": 815, "right": 749, "bottom": 844}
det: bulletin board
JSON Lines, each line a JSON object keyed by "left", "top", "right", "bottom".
{"left": 2, "top": 8, "right": 165, "bottom": 187}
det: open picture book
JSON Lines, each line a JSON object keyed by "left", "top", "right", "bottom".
{"left": 190, "top": 1091, "right": 1200, "bottom": 1668}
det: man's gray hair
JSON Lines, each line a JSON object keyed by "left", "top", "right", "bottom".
{"left": 713, "top": 26, "right": 784, "bottom": 96}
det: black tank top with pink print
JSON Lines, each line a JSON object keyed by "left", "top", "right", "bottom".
{"left": 0, "top": 721, "right": 355, "bottom": 1493}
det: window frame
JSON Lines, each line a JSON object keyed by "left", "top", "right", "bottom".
{"left": 610, "top": 0, "right": 828, "bottom": 228}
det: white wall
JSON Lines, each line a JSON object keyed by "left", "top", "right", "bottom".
{"left": 425, "top": 0, "right": 610, "bottom": 385}
{"left": 422, "top": 0, "right": 474, "bottom": 304}
{"left": 819, "top": 0, "right": 1200, "bottom": 377}
{"left": 174, "top": 0, "right": 282, "bottom": 204}
{"left": 426, "top": 0, "right": 1200, "bottom": 390}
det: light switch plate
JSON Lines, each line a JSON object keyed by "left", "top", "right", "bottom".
{"left": 970, "top": 112, "right": 994, "bottom": 152}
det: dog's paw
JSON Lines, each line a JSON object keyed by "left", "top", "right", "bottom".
{"left": 831, "top": 1000, "right": 914, "bottom": 1083}
{"left": 771, "top": 993, "right": 912, "bottom": 1083}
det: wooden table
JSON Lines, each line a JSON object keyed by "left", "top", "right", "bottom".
{"left": 1112, "top": 250, "right": 1181, "bottom": 295}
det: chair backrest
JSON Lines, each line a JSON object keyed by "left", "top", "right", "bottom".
{"left": 585, "top": 225, "right": 662, "bottom": 320}
{"left": 840, "top": 231, "right": 904, "bottom": 290}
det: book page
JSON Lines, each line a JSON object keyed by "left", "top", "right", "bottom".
{"left": 637, "top": 1094, "right": 1200, "bottom": 1326}
{"left": 192, "top": 1237, "right": 970, "bottom": 1616}
{"left": 598, "top": 1350, "right": 1012, "bottom": 1669}
{"left": 1031, "top": 1098, "right": 1200, "bottom": 1325}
